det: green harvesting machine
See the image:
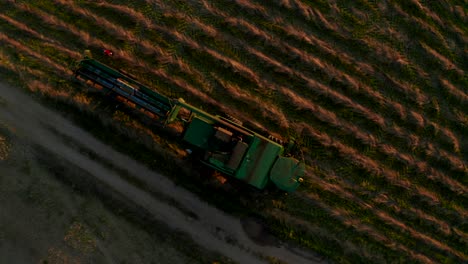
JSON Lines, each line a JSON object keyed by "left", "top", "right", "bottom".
{"left": 73, "top": 53, "right": 304, "bottom": 192}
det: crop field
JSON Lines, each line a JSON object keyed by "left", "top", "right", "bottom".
{"left": 0, "top": 0, "right": 466, "bottom": 263}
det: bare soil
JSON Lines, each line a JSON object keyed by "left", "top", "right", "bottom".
{"left": 0, "top": 82, "right": 323, "bottom": 264}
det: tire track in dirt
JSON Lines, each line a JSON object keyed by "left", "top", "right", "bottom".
{"left": 0, "top": 4, "right": 464, "bottom": 260}
{"left": 0, "top": 83, "right": 323, "bottom": 264}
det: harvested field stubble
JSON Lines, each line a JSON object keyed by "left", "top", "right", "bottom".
{"left": 0, "top": 0, "right": 467, "bottom": 263}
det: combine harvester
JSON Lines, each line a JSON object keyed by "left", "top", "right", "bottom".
{"left": 73, "top": 52, "right": 304, "bottom": 192}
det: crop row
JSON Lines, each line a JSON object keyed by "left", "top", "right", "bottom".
{"left": 0, "top": 0, "right": 466, "bottom": 263}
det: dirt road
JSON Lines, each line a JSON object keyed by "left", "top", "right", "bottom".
{"left": 0, "top": 82, "right": 323, "bottom": 263}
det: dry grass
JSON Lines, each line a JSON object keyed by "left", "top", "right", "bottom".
{"left": 0, "top": 32, "right": 71, "bottom": 75}
{"left": 1, "top": 0, "right": 466, "bottom": 262}
{"left": 304, "top": 168, "right": 468, "bottom": 259}
{"left": 191, "top": 0, "right": 465, "bottom": 169}
{"left": 301, "top": 192, "right": 436, "bottom": 264}
{"left": 0, "top": 14, "right": 80, "bottom": 59}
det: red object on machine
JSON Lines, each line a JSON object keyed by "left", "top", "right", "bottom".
{"left": 103, "top": 49, "right": 114, "bottom": 56}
